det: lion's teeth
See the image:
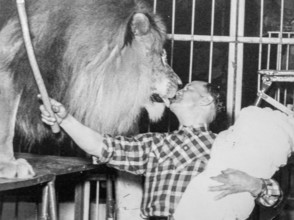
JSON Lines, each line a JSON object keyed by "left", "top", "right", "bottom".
{"left": 162, "top": 98, "right": 170, "bottom": 108}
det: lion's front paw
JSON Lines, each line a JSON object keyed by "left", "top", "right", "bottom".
{"left": 0, "top": 158, "right": 35, "bottom": 179}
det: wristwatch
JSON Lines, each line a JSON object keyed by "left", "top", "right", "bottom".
{"left": 254, "top": 178, "right": 267, "bottom": 198}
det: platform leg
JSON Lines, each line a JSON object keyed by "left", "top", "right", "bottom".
{"left": 75, "top": 182, "right": 84, "bottom": 220}
{"left": 83, "top": 181, "right": 90, "bottom": 220}
{"left": 95, "top": 181, "right": 100, "bottom": 220}
{"left": 41, "top": 185, "right": 49, "bottom": 220}
{"left": 48, "top": 180, "right": 58, "bottom": 220}
{"left": 106, "top": 176, "right": 114, "bottom": 220}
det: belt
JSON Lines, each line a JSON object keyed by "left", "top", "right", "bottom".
{"left": 149, "top": 217, "right": 169, "bottom": 220}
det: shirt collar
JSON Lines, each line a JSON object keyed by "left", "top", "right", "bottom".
{"left": 179, "top": 123, "right": 210, "bottom": 132}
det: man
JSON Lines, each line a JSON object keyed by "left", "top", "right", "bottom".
{"left": 40, "top": 81, "right": 282, "bottom": 220}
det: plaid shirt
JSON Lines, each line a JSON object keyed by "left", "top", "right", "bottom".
{"left": 95, "top": 124, "right": 282, "bottom": 217}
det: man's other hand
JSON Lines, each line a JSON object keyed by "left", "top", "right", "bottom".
{"left": 209, "top": 168, "right": 263, "bottom": 200}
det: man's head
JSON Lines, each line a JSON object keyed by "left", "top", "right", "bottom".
{"left": 170, "top": 81, "right": 220, "bottom": 126}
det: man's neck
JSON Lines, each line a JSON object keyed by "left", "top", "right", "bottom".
{"left": 179, "top": 113, "right": 210, "bottom": 127}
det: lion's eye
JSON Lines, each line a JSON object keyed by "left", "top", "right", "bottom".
{"left": 161, "top": 49, "right": 168, "bottom": 66}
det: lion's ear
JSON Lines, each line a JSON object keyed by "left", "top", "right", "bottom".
{"left": 131, "top": 13, "right": 150, "bottom": 36}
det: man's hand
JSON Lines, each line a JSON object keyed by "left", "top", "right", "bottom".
{"left": 209, "top": 168, "right": 263, "bottom": 200}
{"left": 38, "top": 95, "right": 68, "bottom": 125}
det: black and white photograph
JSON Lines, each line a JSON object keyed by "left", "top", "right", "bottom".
{"left": 0, "top": 0, "right": 294, "bottom": 219}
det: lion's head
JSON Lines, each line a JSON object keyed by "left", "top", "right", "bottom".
{"left": 56, "top": 1, "right": 182, "bottom": 135}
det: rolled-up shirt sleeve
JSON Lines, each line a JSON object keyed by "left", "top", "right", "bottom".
{"left": 93, "top": 133, "right": 161, "bottom": 175}
{"left": 255, "top": 178, "right": 283, "bottom": 207}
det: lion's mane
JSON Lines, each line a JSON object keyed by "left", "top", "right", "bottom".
{"left": 0, "top": 0, "right": 169, "bottom": 148}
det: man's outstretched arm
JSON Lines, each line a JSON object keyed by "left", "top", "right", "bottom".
{"left": 40, "top": 97, "right": 104, "bottom": 158}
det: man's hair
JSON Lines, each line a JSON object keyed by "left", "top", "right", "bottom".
{"left": 205, "top": 83, "right": 224, "bottom": 113}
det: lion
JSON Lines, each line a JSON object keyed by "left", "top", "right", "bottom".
{"left": 0, "top": 0, "right": 181, "bottom": 178}
{"left": 1, "top": 1, "right": 181, "bottom": 218}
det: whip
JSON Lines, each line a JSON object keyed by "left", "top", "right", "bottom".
{"left": 16, "top": 0, "right": 60, "bottom": 133}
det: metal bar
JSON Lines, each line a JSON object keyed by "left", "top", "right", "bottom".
{"left": 293, "top": 89, "right": 294, "bottom": 106}
{"left": 152, "top": 0, "right": 157, "bottom": 14}
{"left": 188, "top": 0, "right": 196, "bottom": 82}
{"left": 48, "top": 180, "right": 58, "bottom": 220}
{"left": 208, "top": 0, "right": 216, "bottom": 83}
{"left": 285, "top": 33, "right": 291, "bottom": 69}
{"left": 276, "top": 0, "right": 285, "bottom": 70}
{"left": 276, "top": 88, "right": 281, "bottom": 102}
{"left": 257, "top": 92, "right": 294, "bottom": 117}
{"left": 167, "top": 0, "right": 177, "bottom": 133}
{"left": 267, "top": 33, "right": 272, "bottom": 69}
{"left": 258, "top": 69, "right": 294, "bottom": 75}
{"left": 254, "top": 76, "right": 272, "bottom": 106}
{"left": 284, "top": 88, "right": 288, "bottom": 106}
{"left": 41, "top": 185, "right": 49, "bottom": 220}
{"left": 234, "top": 0, "right": 245, "bottom": 117}
{"left": 259, "top": 0, "right": 265, "bottom": 38}
{"left": 262, "top": 76, "right": 294, "bottom": 82}
{"left": 95, "top": 181, "right": 100, "bottom": 220}
{"left": 226, "top": 0, "right": 245, "bottom": 123}
{"left": 257, "top": 0, "right": 265, "bottom": 91}
{"left": 83, "top": 181, "right": 90, "bottom": 220}
{"left": 169, "top": 0, "right": 176, "bottom": 68}
{"left": 106, "top": 176, "right": 114, "bottom": 220}
{"left": 166, "top": 34, "right": 294, "bottom": 44}
{"left": 74, "top": 183, "right": 84, "bottom": 220}
{"left": 226, "top": 0, "right": 239, "bottom": 123}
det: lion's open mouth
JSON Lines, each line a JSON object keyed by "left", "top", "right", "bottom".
{"left": 150, "top": 93, "right": 164, "bottom": 103}
{"left": 150, "top": 93, "right": 180, "bottom": 107}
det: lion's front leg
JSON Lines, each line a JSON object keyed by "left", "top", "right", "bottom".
{"left": 0, "top": 158, "right": 35, "bottom": 179}
{"left": 0, "top": 73, "right": 35, "bottom": 178}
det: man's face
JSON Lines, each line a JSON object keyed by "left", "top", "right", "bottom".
{"left": 170, "top": 81, "right": 209, "bottom": 110}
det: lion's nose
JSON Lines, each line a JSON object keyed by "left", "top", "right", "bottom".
{"left": 173, "top": 72, "right": 182, "bottom": 87}
{"left": 167, "top": 66, "right": 182, "bottom": 88}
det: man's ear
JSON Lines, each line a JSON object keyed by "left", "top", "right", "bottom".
{"left": 199, "top": 95, "right": 214, "bottom": 106}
